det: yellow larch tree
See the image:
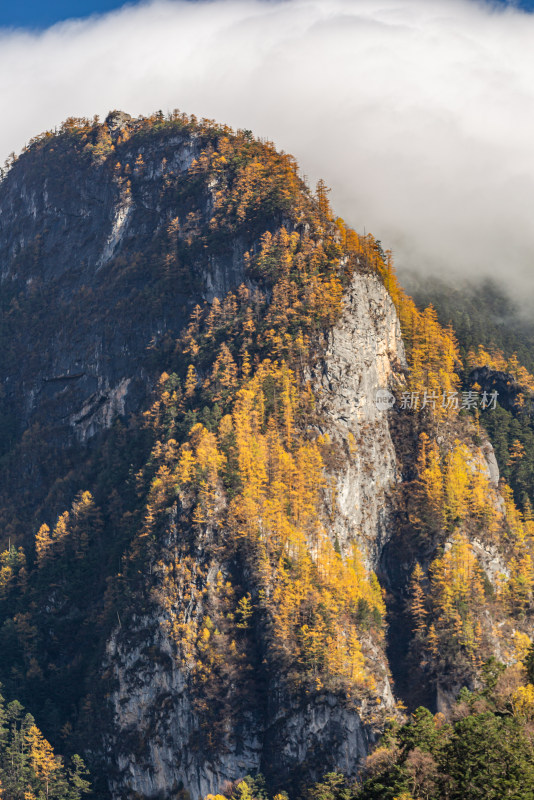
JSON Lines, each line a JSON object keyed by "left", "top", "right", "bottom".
{"left": 26, "top": 724, "right": 59, "bottom": 800}
{"left": 35, "top": 524, "right": 52, "bottom": 564}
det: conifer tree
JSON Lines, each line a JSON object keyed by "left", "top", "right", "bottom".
{"left": 410, "top": 563, "right": 427, "bottom": 638}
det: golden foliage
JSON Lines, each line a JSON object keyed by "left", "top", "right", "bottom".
{"left": 149, "top": 355, "right": 384, "bottom": 696}
{"left": 412, "top": 535, "right": 487, "bottom": 669}
{"left": 511, "top": 683, "right": 534, "bottom": 721}
{"left": 411, "top": 434, "right": 501, "bottom": 535}
{"left": 26, "top": 724, "right": 59, "bottom": 797}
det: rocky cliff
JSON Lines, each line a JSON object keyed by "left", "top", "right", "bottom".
{"left": 0, "top": 111, "right": 246, "bottom": 449}
{"left": 102, "top": 268, "right": 405, "bottom": 800}
{"left": 312, "top": 269, "right": 406, "bottom": 569}
{"left": 0, "top": 111, "right": 408, "bottom": 798}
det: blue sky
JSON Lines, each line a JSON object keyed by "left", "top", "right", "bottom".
{"left": 0, "top": 0, "right": 132, "bottom": 28}
{"left": 0, "top": 0, "right": 533, "bottom": 29}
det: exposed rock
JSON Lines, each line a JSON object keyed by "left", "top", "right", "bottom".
{"left": 468, "top": 365, "right": 525, "bottom": 413}
{"left": 97, "top": 192, "right": 133, "bottom": 269}
{"left": 470, "top": 537, "right": 510, "bottom": 586}
{"left": 105, "top": 110, "right": 133, "bottom": 135}
{"left": 104, "top": 617, "right": 262, "bottom": 800}
{"left": 0, "top": 118, "right": 245, "bottom": 447}
{"left": 312, "top": 269, "right": 407, "bottom": 569}
{"left": 481, "top": 439, "right": 500, "bottom": 487}
{"left": 69, "top": 377, "right": 132, "bottom": 441}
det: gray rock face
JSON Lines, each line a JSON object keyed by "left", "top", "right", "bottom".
{"left": 104, "top": 614, "right": 263, "bottom": 800}
{"left": 105, "top": 110, "right": 133, "bottom": 134}
{"left": 0, "top": 121, "right": 248, "bottom": 447}
{"left": 312, "top": 269, "right": 407, "bottom": 569}
{"left": 106, "top": 633, "right": 389, "bottom": 800}
{"left": 481, "top": 440, "right": 500, "bottom": 487}
{"left": 104, "top": 270, "right": 405, "bottom": 800}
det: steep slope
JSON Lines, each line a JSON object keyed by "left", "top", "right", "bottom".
{"left": 103, "top": 267, "right": 405, "bottom": 799}
{"left": 1, "top": 110, "right": 534, "bottom": 800}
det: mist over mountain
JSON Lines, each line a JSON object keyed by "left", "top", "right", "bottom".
{"left": 1, "top": 0, "right": 534, "bottom": 302}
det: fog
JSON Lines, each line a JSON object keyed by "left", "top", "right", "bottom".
{"left": 1, "top": 0, "right": 534, "bottom": 295}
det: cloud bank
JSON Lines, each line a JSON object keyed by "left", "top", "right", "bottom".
{"left": 1, "top": 0, "right": 534, "bottom": 295}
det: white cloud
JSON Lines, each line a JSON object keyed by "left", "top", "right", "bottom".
{"left": 1, "top": 0, "right": 534, "bottom": 295}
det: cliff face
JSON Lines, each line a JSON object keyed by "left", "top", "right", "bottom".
{"left": 0, "top": 112, "right": 246, "bottom": 450}
{"left": 312, "top": 269, "right": 406, "bottom": 569}
{"left": 103, "top": 269, "right": 405, "bottom": 800}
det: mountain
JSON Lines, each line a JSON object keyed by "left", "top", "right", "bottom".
{"left": 1, "top": 110, "right": 534, "bottom": 800}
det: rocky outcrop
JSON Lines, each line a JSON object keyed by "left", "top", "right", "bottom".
{"left": 104, "top": 615, "right": 262, "bottom": 800}
{"left": 467, "top": 365, "right": 525, "bottom": 414}
{"left": 106, "top": 611, "right": 387, "bottom": 800}
{"left": 8, "top": 110, "right": 524, "bottom": 800}
{"left": 0, "top": 113, "right": 410, "bottom": 800}
{"left": 0, "top": 114, "right": 251, "bottom": 449}
{"left": 312, "top": 269, "right": 407, "bottom": 569}
{"left": 104, "top": 269, "right": 404, "bottom": 800}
